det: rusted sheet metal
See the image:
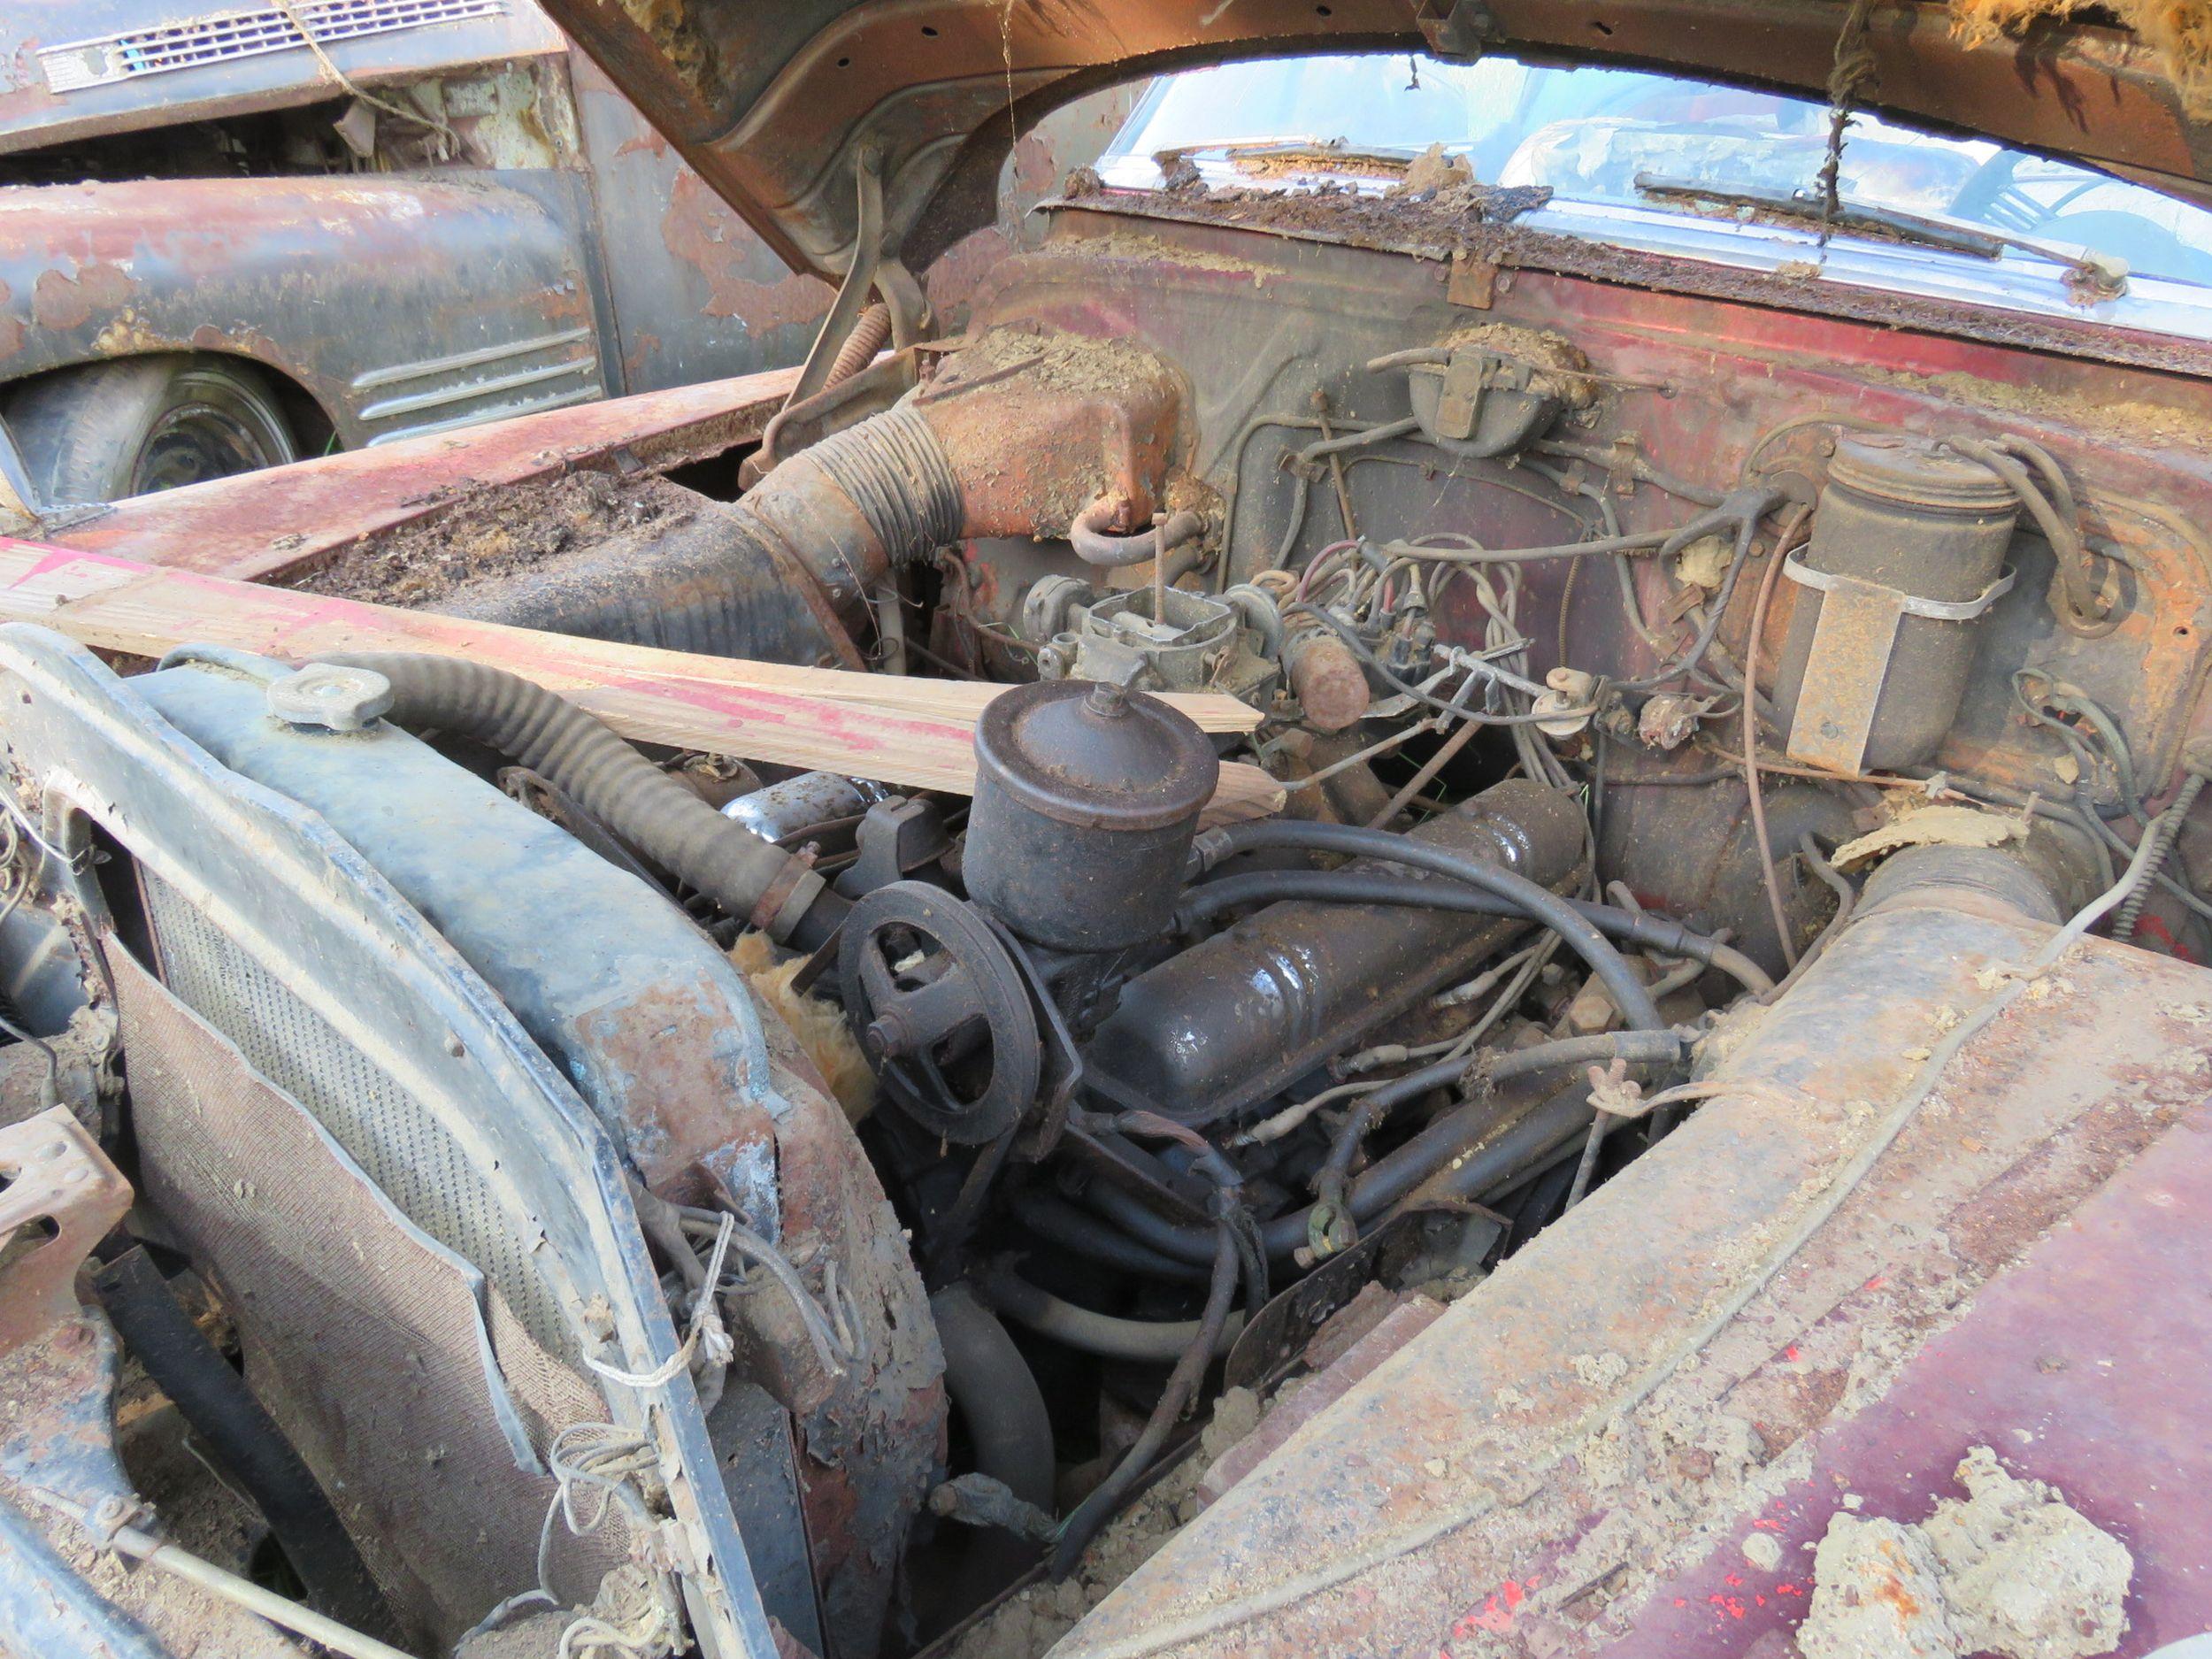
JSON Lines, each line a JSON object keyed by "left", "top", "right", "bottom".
{"left": 1050, "top": 190, "right": 2212, "bottom": 383}
{"left": 0, "top": 174, "right": 606, "bottom": 447}
{"left": 538, "top": 0, "right": 2212, "bottom": 287}
{"left": 973, "top": 214, "right": 2212, "bottom": 802}
{"left": 0, "top": 1106, "right": 130, "bottom": 1354}
{"left": 0, "top": 0, "right": 563, "bottom": 156}
{"left": 49, "top": 364, "right": 801, "bottom": 580}
{"left": 1595, "top": 1087, "right": 2212, "bottom": 1655}
{"left": 924, "top": 82, "right": 1147, "bottom": 335}
{"left": 1051, "top": 908, "right": 2212, "bottom": 1657}
{"left": 565, "top": 47, "right": 833, "bottom": 391}
{"left": 741, "top": 1008, "right": 947, "bottom": 1659}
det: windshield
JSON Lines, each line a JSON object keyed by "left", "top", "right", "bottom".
{"left": 1099, "top": 52, "right": 2212, "bottom": 295}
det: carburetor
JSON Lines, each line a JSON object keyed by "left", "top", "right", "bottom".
{"left": 1016, "top": 573, "right": 1372, "bottom": 730}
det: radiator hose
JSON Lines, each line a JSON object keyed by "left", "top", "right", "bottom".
{"left": 319, "top": 653, "right": 848, "bottom": 947}
{"left": 928, "top": 1286, "right": 1056, "bottom": 1611}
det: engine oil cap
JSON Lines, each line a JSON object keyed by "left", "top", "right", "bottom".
{"left": 974, "top": 676, "right": 1217, "bottom": 831}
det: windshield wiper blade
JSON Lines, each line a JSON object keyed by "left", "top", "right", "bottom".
{"left": 1634, "top": 173, "right": 2001, "bottom": 257}
{"left": 1632, "top": 173, "right": 2128, "bottom": 300}
{"left": 1158, "top": 138, "right": 1424, "bottom": 177}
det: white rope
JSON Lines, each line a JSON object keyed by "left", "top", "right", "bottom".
{"left": 583, "top": 1213, "right": 734, "bottom": 1388}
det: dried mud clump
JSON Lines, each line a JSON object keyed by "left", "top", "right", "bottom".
{"left": 1799, "top": 1446, "right": 2132, "bottom": 1659}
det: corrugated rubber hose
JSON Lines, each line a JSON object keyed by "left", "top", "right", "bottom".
{"left": 320, "top": 653, "right": 848, "bottom": 946}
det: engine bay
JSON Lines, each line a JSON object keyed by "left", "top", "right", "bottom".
{"left": 0, "top": 175, "right": 2207, "bottom": 1659}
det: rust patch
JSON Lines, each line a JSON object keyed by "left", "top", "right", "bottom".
{"left": 0, "top": 280, "right": 20, "bottom": 360}
{"left": 1050, "top": 191, "right": 2212, "bottom": 381}
{"left": 660, "top": 172, "right": 832, "bottom": 326}
{"left": 31, "top": 261, "right": 134, "bottom": 332}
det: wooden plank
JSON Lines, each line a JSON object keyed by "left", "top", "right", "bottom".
{"left": 52, "top": 365, "right": 808, "bottom": 584}
{"left": 0, "top": 539, "right": 1284, "bottom": 824}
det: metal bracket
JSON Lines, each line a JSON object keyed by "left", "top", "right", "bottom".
{"left": 1784, "top": 557, "right": 2017, "bottom": 773}
{"left": 0, "top": 1106, "right": 131, "bottom": 1356}
{"left": 1415, "top": 0, "right": 1496, "bottom": 56}
{"left": 1785, "top": 572, "right": 1907, "bottom": 775}
{"left": 1781, "top": 551, "right": 2016, "bottom": 621}
{"left": 1434, "top": 351, "right": 1490, "bottom": 440}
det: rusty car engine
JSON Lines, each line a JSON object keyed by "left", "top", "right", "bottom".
{"left": 0, "top": 178, "right": 2204, "bottom": 1659}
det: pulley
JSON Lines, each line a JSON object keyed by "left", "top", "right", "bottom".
{"left": 839, "top": 881, "right": 1041, "bottom": 1143}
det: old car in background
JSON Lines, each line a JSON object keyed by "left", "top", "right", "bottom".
{"left": 0, "top": 4, "right": 2204, "bottom": 1659}
{"left": 0, "top": 0, "right": 1131, "bottom": 503}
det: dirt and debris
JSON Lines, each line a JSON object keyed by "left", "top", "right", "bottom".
{"left": 1801, "top": 1515, "right": 1962, "bottom": 1659}
{"left": 454, "top": 1609, "right": 570, "bottom": 1658}
{"left": 948, "top": 1388, "right": 1269, "bottom": 1659}
{"left": 284, "top": 469, "right": 693, "bottom": 610}
{"left": 4, "top": 1473, "right": 298, "bottom": 1659}
{"left": 1571, "top": 1349, "right": 1631, "bottom": 1388}
{"left": 1157, "top": 154, "right": 1203, "bottom": 193}
{"left": 1801, "top": 1446, "right": 2133, "bottom": 1659}
{"left": 1923, "top": 1446, "right": 2133, "bottom": 1658}
{"left": 1395, "top": 143, "right": 1473, "bottom": 196}
{"left": 1833, "top": 803, "right": 2030, "bottom": 870}
{"left": 732, "top": 930, "right": 876, "bottom": 1124}
{"left": 1108, "top": 176, "right": 1554, "bottom": 261}
{"left": 1434, "top": 319, "right": 1598, "bottom": 406}
{"left": 1855, "top": 365, "right": 2212, "bottom": 458}
{"left": 1950, "top": 0, "right": 2212, "bottom": 115}
{"left": 1061, "top": 190, "right": 2212, "bottom": 381}
{"left": 1741, "top": 1529, "right": 1785, "bottom": 1572}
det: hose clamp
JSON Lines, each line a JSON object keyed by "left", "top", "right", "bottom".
{"left": 752, "top": 862, "right": 827, "bottom": 941}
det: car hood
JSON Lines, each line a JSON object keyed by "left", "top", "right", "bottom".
{"left": 539, "top": 0, "right": 2212, "bottom": 285}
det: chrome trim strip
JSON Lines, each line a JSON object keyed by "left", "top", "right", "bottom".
{"left": 363, "top": 382, "right": 602, "bottom": 445}
{"left": 39, "top": 0, "right": 506, "bottom": 94}
{"left": 349, "top": 326, "right": 595, "bottom": 391}
{"left": 356, "top": 356, "right": 598, "bottom": 422}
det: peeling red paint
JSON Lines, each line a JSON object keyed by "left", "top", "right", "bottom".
{"left": 657, "top": 171, "right": 831, "bottom": 328}
{"left": 31, "top": 260, "right": 134, "bottom": 331}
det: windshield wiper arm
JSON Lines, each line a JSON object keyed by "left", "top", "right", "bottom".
{"left": 1632, "top": 173, "right": 2127, "bottom": 300}
{"left": 1159, "top": 138, "right": 1425, "bottom": 177}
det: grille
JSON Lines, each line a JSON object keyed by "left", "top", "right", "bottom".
{"left": 38, "top": 0, "right": 506, "bottom": 93}
{"left": 142, "top": 869, "right": 568, "bottom": 1353}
